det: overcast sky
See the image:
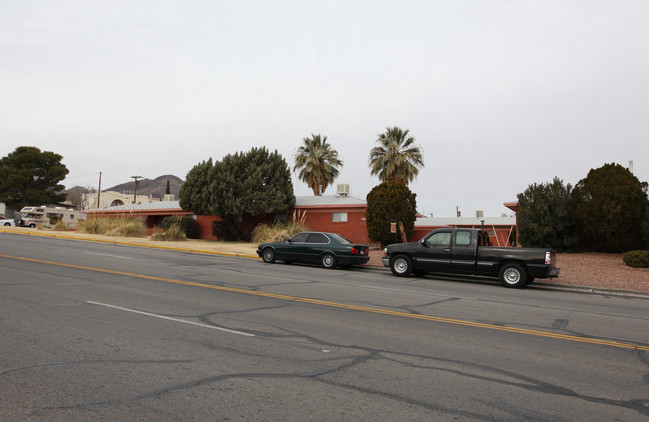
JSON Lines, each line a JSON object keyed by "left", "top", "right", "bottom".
{"left": 2, "top": 0, "right": 648, "bottom": 217}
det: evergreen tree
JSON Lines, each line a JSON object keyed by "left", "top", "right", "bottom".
{"left": 365, "top": 181, "right": 417, "bottom": 246}
{"left": 0, "top": 146, "right": 69, "bottom": 210}
{"left": 570, "top": 163, "right": 648, "bottom": 252}
{"left": 641, "top": 204, "right": 649, "bottom": 249}
{"left": 179, "top": 159, "right": 213, "bottom": 215}
{"left": 208, "top": 147, "right": 295, "bottom": 241}
{"left": 517, "top": 177, "right": 578, "bottom": 251}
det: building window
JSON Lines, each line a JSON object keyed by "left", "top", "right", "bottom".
{"left": 332, "top": 212, "right": 348, "bottom": 222}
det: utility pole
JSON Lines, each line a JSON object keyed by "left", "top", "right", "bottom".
{"left": 131, "top": 175, "right": 143, "bottom": 204}
{"left": 96, "top": 172, "right": 102, "bottom": 208}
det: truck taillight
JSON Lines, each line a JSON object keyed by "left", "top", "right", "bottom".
{"left": 545, "top": 251, "right": 551, "bottom": 265}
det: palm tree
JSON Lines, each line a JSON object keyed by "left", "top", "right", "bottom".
{"left": 293, "top": 134, "right": 343, "bottom": 196}
{"left": 368, "top": 126, "right": 424, "bottom": 184}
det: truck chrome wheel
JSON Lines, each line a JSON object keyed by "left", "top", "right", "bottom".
{"left": 499, "top": 263, "right": 527, "bottom": 288}
{"left": 394, "top": 259, "right": 408, "bottom": 273}
{"left": 503, "top": 268, "right": 520, "bottom": 283}
{"left": 390, "top": 255, "right": 413, "bottom": 277}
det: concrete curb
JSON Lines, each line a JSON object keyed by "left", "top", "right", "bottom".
{"left": 3, "top": 228, "right": 648, "bottom": 298}
{"left": 0, "top": 228, "right": 260, "bottom": 259}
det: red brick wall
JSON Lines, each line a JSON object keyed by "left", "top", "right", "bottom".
{"left": 196, "top": 215, "right": 222, "bottom": 240}
{"left": 296, "top": 205, "right": 370, "bottom": 244}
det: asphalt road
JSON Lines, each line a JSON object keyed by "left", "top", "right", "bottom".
{"left": 1, "top": 233, "right": 648, "bottom": 421}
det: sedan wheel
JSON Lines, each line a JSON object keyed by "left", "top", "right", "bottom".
{"left": 262, "top": 248, "right": 276, "bottom": 263}
{"left": 321, "top": 253, "right": 336, "bottom": 269}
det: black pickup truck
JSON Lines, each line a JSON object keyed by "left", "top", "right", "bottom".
{"left": 382, "top": 228, "right": 560, "bottom": 288}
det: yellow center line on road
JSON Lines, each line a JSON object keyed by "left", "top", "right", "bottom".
{"left": 3, "top": 253, "right": 648, "bottom": 352}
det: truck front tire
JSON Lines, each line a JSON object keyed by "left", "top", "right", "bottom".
{"left": 390, "top": 255, "right": 413, "bottom": 277}
{"left": 499, "top": 263, "right": 527, "bottom": 288}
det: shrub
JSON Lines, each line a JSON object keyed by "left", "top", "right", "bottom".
{"left": 623, "top": 250, "right": 649, "bottom": 268}
{"left": 151, "top": 224, "right": 187, "bottom": 241}
{"left": 51, "top": 220, "right": 69, "bottom": 231}
{"left": 161, "top": 216, "right": 199, "bottom": 239}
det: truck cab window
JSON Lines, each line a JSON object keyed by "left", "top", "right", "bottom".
{"left": 426, "top": 232, "right": 451, "bottom": 246}
{"left": 455, "top": 231, "right": 471, "bottom": 246}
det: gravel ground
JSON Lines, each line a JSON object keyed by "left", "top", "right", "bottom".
{"left": 3, "top": 227, "right": 648, "bottom": 294}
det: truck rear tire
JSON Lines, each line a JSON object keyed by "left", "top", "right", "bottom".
{"left": 499, "top": 263, "right": 527, "bottom": 288}
{"left": 390, "top": 255, "right": 413, "bottom": 277}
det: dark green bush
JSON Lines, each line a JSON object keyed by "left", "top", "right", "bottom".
{"left": 161, "top": 216, "right": 199, "bottom": 239}
{"left": 623, "top": 250, "right": 649, "bottom": 268}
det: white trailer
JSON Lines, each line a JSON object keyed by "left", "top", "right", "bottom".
{"left": 18, "top": 206, "right": 80, "bottom": 228}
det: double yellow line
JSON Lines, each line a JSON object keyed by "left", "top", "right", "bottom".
{"left": 2, "top": 253, "right": 648, "bottom": 352}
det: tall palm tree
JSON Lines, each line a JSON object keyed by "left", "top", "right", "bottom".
{"left": 368, "top": 126, "right": 424, "bottom": 184}
{"left": 293, "top": 134, "right": 343, "bottom": 196}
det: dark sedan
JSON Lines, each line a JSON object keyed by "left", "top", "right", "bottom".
{"left": 257, "top": 231, "right": 370, "bottom": 269}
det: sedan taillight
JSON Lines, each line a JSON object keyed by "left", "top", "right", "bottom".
{"left": 545, "top": 251, "right": 552, "bottom": 265}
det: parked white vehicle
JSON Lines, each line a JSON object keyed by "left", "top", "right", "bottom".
{"left": 0, "top": 216, "right": 15, "bottom": 226}
{"left": 18, "top": 206, "right": 80, "bottom": 228}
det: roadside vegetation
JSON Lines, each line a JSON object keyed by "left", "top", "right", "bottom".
{"left": 160, "top": 216, "right": 199, "bottom": 239}
{"left": 77, "top": 216, "right": 147, "bottom": 237}
{"left": 252, "top": 211, "right": 310, "bottom": 243}
{"left": 518, "top": 164, "right": 648, "bottom": 254}
{"left": 151, "top": 224, "right": 187, "bottom": 241}
{"left": 623, "top": 250, "right": 649, "bottom": 268}
{"left": 51, "top": 220, "right": 69, "bottom": 231}
{"left": 252, "top": 221, "right": 310, "bottom": 243}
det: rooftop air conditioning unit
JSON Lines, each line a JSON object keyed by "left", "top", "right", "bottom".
{"left": 336, "top": 183, "right": 350, "bottom": 197}
{"left": 476, "top": 210, "right": 484, "bottom": 218}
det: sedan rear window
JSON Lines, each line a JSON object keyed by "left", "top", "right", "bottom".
{"left": 307, "top": 233, "right": 329, "bottom": 243}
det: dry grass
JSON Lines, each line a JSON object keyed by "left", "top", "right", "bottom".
{"left": 50, "top": 220, "right": 69, "bottom": 231}
{"left": 77, "top": 216, "right": 147, "bottom": 237}
{"left": 252, "top": 221, "right": 310, "bottom": 243}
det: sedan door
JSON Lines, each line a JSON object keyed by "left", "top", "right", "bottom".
{"left": 304, "top": 232, "right": 330, "bottom": 263}
{"left": 279, "top": 232, "right": 310, "bottom": 262}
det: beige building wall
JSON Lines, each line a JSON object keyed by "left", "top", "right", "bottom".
{"left": 83, "top": 191, "right": 154, "bottom": 210}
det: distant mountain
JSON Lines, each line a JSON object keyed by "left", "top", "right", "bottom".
{"left": 105, "top": 175, "right": 184, "bottom": 199}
